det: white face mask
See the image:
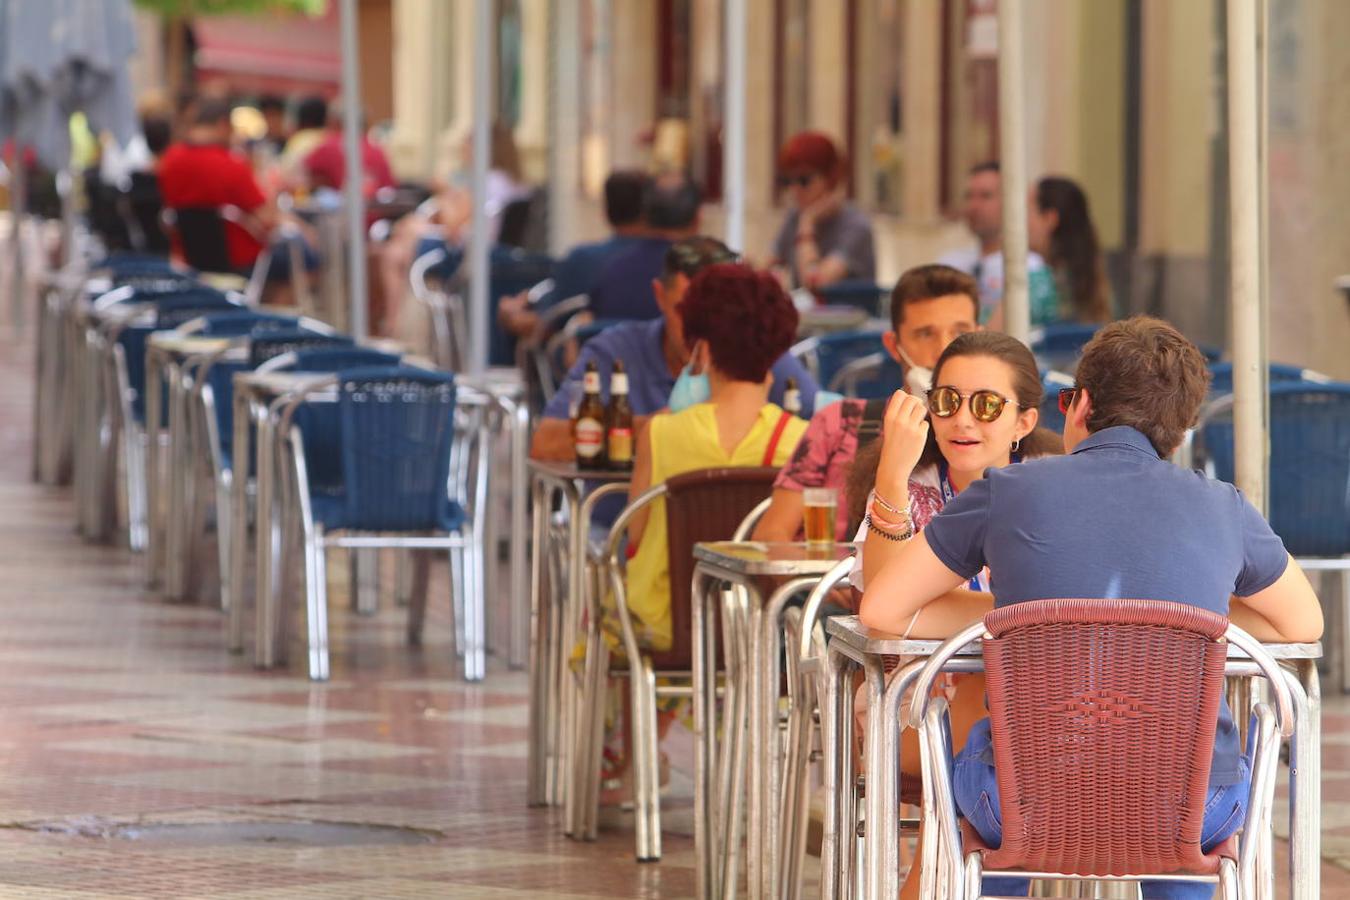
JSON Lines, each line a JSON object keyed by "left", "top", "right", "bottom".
{"left": 894, "top": 343, "right": 933, "bottom": 395}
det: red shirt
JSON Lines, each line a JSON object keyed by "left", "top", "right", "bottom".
{"left": 158, "top": 142, "right": 267, "bottom": 270}
{"left": 303, "top": 133, "right": 396, "bottom": 198}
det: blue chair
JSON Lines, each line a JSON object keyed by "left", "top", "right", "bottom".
{"left": 1198, "top": 382, "right": 1350, "bottom": 688}
{"left": 830, "top": 354, "right": 905, "bottom": 400}
{"left": 816, "top": 280, "right": 888, "bottom": 318}
{"left": 489, "top": 247, "right": 555, "bottom": 367}
{"left": 93, "top": 252, "right": 182, "bottom": 278}
{"left": 192, "top": 311, "right": 302, "bottom": 337}
{"left": 1029, "top": 322, "right": 1102, "bottom": 373}
{"left": 247, "top": 330, "right": 355, "bottom": 369}
{"left": 1038, "top": 370, "right": 1076, "bottom": 434}
{"left": 274, "top": 367, "right": 482, "bottom": 680}
{"left": 810, "top": 330, "right": 889, "bottom": 391}
{"left": 1206, "top": 361, "right": 1324, "bottom": 398}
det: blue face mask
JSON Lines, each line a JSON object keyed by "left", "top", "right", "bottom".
{"left": 669, "top": 364, "right": 711, "bottom": 413}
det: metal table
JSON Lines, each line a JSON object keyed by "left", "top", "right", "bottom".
{"left": 822, "top": 615, "right": 1322, "bottom": 900}
{"left": 690, "top": 541, "right": 856, "bottom": 900}
{"left": 525, "top": 459, "right": 631, "bottom": 815}
{"left": 144, "top": 332, "right": 232, "bottom": 597}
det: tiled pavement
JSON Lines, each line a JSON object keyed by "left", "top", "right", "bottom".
{"left": 0, "top": 325, "right": 1348, "bottom": 898}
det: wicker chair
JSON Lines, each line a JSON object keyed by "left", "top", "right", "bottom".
{"left": 572, "top": 467, "right": 778, "bottom": 862}
{"left": 912, "top": 598, "right": 1292, "bottom": 898}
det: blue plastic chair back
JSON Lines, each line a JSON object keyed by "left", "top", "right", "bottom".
{"left": 846, "top": 357, "right": 905, "bottom": 400}
{"left": 149, "top": 287, "right": 239, "bottom": 329}
{"left": 196, "top": 311, "right": 300, "bottom": 336}
{"left": 1029, "top": 322, "right": 1101, "bottom": 371}
{"left": 490, "top": 246, "right": 555, "bottom": 366}
{"left": 413, "top": 238, "right": 464, "bottom": 280}
{"left": 95, "top": 253, "right": 180, "bottom": 277}
{"left": 816, "top": 280, "right": 888, "bottom": 318}
{"left": 1037, "top": 370, "right": 1075, "bottom": 434}
{"left": 248, "top": 330, "right": 355, "bottom": 368}
{"left": 815, "top": 330, "right": 888, "bottom": 390}
{"left": 303, "top": 367, "right": 460, "bottom": 532}
{"left": 1203, "top": 383, "right": 1350, "bottom": 557}
{"left": 1206, "top": 362, "right": 1309, "bottom": 398}
{"left": 205, "top": 358, "right": 254, "bottom": 467}
{"left": 289, "top": 348, "right": 403, "bottom": 373}
{"left": 116, "top": 324, "right": 160, "bottom": 424}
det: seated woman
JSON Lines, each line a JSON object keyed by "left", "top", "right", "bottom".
{"left": 846, "top": 332, "right": 1060, "bottom": 900}
{"left": 1027, "top": 175, "right": 1113, "bottom": 324}
{"left": 624, "top": 262, "right": 809, "bottom": 650}
{"left": 770, "top": 131, "right": 876, "bottom": 291}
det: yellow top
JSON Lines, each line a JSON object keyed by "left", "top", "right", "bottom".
{"left": 624, "top": 402, "right": 807, "bottom": 650}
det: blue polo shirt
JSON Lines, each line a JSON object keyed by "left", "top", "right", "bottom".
{"left": 923, "top": 425, "right": 1289, "bottom": 787}
{"left": 586, "top": 237, "right": 670, "bottom": 321}
{"left": 542, "top": 317, "right": 820, "bottom": 420}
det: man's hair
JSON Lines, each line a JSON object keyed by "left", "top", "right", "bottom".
{"left": 889, "top": 264, "right": 980, "bottom": 331}
{"left": 142, "top": 115, "right": 173, "bottom": 157}
{"left": 604, "top": 170, "right": 647, "bottom": 228}
{"left": 970, "top": 160, "right": 1000, "bottom": 176}
{"left": 258, "top": 94, "right": 285, "bottom": 114}
{"left": 296, "top": 95, "right": 329, "bottom": 130}
{"left": 191, "top": 97, "right": 233, "bottom": 127}
{"left": 662, "top": 235, "right": 738, "bottom": 283}
{"left": 680, "top": 263, "right": 799, "bottom": 384}
{"left": 643, "top": 173, "right": 701, "bottom": 231}
{"left": 1074, "top": 316, "right": 1212, "bottom": 456}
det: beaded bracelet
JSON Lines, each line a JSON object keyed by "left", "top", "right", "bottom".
{"left": 869, "top": 488, "right": 908, "bottom": 519}
{"left": 864, "top": 513, "right": 913, "bottom": 542}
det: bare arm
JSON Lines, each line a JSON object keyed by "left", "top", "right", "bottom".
{"left": 1232, "top": 554, "right": 1323, "bottom": 643}
{"left": 528, "top": 419, "right": 575, "bottom": 462}
{"left": 751, "top": 488, "right": 804, "bottom": 542}
{"left": 861, "top": 485, "right": 911, "bottom": 588}
{"left": 858, "top": 531, "right": 968, "bottom": 635}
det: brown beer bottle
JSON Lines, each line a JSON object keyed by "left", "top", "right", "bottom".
{"left": 783, "top": 376, "right": 803, "bottom": 417}
{"left": 573, "top": 361, "right": 606, "bottom": 469}
{"left": 606, "top": 360, "right": 634, "bottom": 471}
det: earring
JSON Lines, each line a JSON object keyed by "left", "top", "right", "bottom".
{"left": 1011, "top": 438, "right": 1022, "bottom": 452}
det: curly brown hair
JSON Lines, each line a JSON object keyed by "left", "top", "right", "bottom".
{"left": 680, "top": 262, "right": 799, "bottom": 384}
{"left": 1073, "top": 316, "right": 1211, "bottom": 456}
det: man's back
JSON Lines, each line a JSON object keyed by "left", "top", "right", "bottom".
{"left": 586, "top": 237, "right": 669, "bottom": 321}
{"left": 158, "top": 143, "right": 266, "bottom": 270}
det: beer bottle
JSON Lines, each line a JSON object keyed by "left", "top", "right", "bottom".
{"left": 606, "top": 360, "right": 634, "bottom": 471}
{"left": 573, "top": 361, "right": 606, "bottom": 469}
{"left": 783, "top": 377, "right": 803, "bottom": 417}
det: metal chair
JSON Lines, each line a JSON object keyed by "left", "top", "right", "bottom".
{"left": 272, "top": 367, "right": 486, "bottom": 681}
{"left": 165, "top": 204, "right": 308, "bottom": 308}
{"left": 808, "top": 330, "right": 889, "bottom": 393}
{"left": 1196, "top": 382, "right": 1350, "bottom": 689}
{"left": 408, "top": 243, "right": 467, "bottom": 369}
{"left": 913, "top": 598, "right": 1291, "bottom": 898}
{"left": 829, "top": 352, "right": 905, "bottom": 400}
{"left": 572, "top": 467, "right": 778, "bottom": 862}
{"left": 816, "top": 280, "right": 888, "bottom": 319}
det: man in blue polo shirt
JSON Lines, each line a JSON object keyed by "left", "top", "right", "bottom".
{"left": 529, "top": 235, "right": 820, "bottom": 461}
{"left": 859, "top": 317, "right": 1322, "bottom": 898}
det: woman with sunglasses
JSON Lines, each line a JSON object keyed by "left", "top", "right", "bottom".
{"left": 770, "top": 131, "right": 876, "bottom": 290}
{"left": 846, "top": 332, "right": 1060, "bottom": 899}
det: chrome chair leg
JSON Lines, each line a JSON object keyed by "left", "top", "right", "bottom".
{"left": 405, "top": 550, "right": 432, "bottom": 645}
{"left": 462, "top": 527, "right": 486, "bottom": 682}
{"left": 305, "top": 523, "right": 330, "bottom": 681}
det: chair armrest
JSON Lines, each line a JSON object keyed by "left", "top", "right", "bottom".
{"left": 907, "top": 620, "right": 989, "bottom": 730}
{"left": 829, "top": 351, "right": 885, "bottom": 394}
{"left": 601, "top": 484, "right": 670, "bottom": 664}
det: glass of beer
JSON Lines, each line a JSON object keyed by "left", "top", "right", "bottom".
{"left": 802, "top": 488, "right": 837, "bottom": 546}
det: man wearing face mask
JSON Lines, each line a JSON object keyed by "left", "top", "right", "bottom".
{"left": 752, "top": 264, "right": 979, "bottom": 544}
{"left": 529, "top": 235, "right": 821, "bottom": 463}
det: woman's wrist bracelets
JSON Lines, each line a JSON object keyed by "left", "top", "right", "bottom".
{"left": 869, "top": 489, "right": 909, "bottom": 519}
{"left": 865, "top": 490, "right": 913, "bottom": 541}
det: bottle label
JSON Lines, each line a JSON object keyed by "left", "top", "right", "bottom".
{"left": 583, "top": 371, "right": 601, "bottom": 393}
{"left": 607, "top": 427, "right": 634, "bottom": 463}
{"left": 575, "top": 418, "right": 604, "bottom": 458}
{"left": 610, "top": 373, "right": 629, "bottom": 395}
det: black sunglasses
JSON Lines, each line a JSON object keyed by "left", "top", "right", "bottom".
{"left": 927, "top": 386, "right": 1020, "bottom": 423}
{"left": 666, "top": 241, "right": 740, "bottom": 278}
{"left": 778, "top": 173, "right": 818, "bottom": 189}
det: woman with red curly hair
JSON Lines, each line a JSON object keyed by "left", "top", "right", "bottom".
{"left": 623, "top": 262, "right": 809, "bottom": 650}
{"left": 770, "top": 130, "right": 877, "bottom": 290}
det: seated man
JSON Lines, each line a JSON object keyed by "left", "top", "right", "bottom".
{"left": 498, "top": 169, "right": 649, "bottom": 339}
{"left": 584, "top": 172, "right": 703, "bottom": 322}
{"left": 860, "top": 316, "right": 1323, "bottom": 899}
{"left": 529, "top": 236, "right": 820, "bottom": 464}
{"left": 158, "top": 97, "right": 317, "bottom": 301}
{"left": 753, "top": 264, "right": 979, "bottom": 544}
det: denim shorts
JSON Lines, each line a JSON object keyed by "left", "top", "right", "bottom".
{"left": 952, "top": 718, "right": 1250, "bottom": 899}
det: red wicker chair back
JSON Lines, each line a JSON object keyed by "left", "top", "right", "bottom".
{"left": 650, "top": 466, "right": 778, "bottom": 672}
{"left": 977, "top": 598, "right": 1231, "bottom": 877}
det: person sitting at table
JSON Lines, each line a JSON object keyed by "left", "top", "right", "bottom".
{"left": 157, "top": 96, "right": 318, "bottom": 305}
{"left": 752, "top": 264, "right": 979, "bottom": 546}
{"left": 591, "top": 263, "right": 808, "bottom": 803}
{"left": 301, "top": 101, "right": 396, "bottom": 200}
{"left": 844, "top": 332, "right": 1060, "bottom": 898}
{"left": 497, "top": 169, "right": 650, "bottom": 340}
{"left": 769, "top": 130, "right": 876, "bottom": 290}
{"left": 859, "top": 316, "right": 1323, "bottom": 899}
{"left": 528, "top": 237, "right": 820, "bottom": 464}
